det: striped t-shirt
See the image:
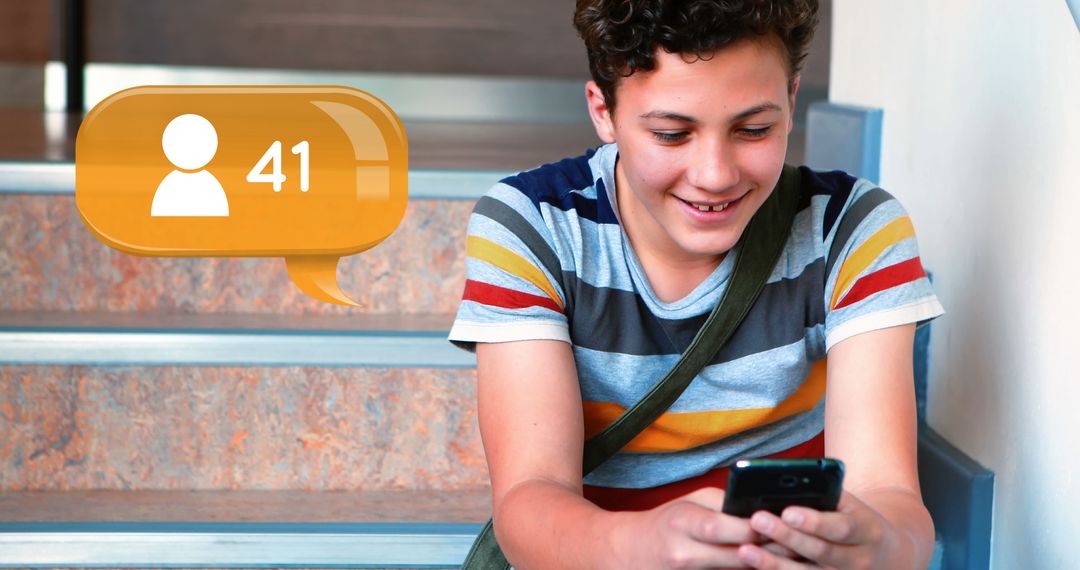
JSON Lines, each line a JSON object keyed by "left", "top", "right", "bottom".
{"left": 449, "top": 143, "right": 944, "bottom": 489}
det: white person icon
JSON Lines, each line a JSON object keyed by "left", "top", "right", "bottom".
{"left": 150, "top": 113, "right": 229, "bottom": 217}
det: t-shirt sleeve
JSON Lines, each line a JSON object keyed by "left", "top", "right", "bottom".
{"left": 448, "top": 182, "right": 571, "bottom": 352}
{"left": 823, "top": 182, "right": 944, "bottom": 351}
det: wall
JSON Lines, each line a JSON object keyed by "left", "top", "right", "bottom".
{"left": 0, "top": 1, "right": 49, "bottom": 107}
{"left": 81, "top": 0, "right": 586, "bottom": 77}
{"left": 829, "top": 1, "right": 1080, "bottom": 567}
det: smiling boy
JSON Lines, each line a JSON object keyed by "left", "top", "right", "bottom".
{"left": 449, "top": 1, "right": 944, "bottom": 568}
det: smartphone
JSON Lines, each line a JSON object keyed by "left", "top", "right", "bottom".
{"left": 721, "top": 458, "right": 845, "bottom": 517}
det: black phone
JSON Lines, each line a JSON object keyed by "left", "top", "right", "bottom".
{"left": 721, "top": 458, "right": 845, "bottom": 518}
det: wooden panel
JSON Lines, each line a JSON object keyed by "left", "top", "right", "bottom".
{"left": 0, "top": 1, "right": 51, "bottom": 63}
{"left": 86, "top": 0, "right": 587, "bottom": 77}
{"left": 918, "top": 428, "right": 994, "bottom": 570}
{"left": 805, "top": 101, "right": 883, "bottom": 184}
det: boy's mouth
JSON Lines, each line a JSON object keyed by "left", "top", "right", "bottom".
{"left": 684, "top": 200, "right": 729, "bottom": 212}
{"left": 676, "top": 194, "right": 742, "bottom": 213}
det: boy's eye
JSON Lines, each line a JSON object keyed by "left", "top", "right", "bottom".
{"left": 738, "top": 126, "right": 773, "bottom": 139}
{"left": 652, "top": 131, "right": 688, "bottom": 143}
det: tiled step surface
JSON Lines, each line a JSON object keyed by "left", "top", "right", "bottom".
{"left": 2, "top": 365, "right": 484, "bottom": 492}
{"left": 0, "top": 490, "right": 489, "bottom": 567}
{"left": 1, "top": 194, "right": 475, "bottom": 315}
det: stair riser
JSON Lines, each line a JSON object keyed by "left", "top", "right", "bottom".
{"left": 0, "top": 195, "right": 474, "bottom": 314}
{"left": 0, "top": 365, "right": 486, "bottom": 491}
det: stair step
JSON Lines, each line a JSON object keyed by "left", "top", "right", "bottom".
{"left": 0, "top": 489, "right": 488, "bottom": 567}
{"left": 0, "top": 311, "right": 472, "bottom": 367}
{"left": 0, "top": 104, "right": 600, "bottom": 316}
{"left": 1, "top": 313, "right": 485, "bottom": 492}
{"left": 1, "top": 365, "right": 487, "bottom": 491}
{"left": 0, "top": 191, "right": 475, "bottom": 315}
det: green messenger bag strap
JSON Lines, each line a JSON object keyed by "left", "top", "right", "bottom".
{"left": 461, "top": 165, "right": 803, "bottom": 570}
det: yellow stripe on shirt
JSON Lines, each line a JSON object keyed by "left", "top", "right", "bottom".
{"left": 467, "top": 235, "right": 563, "bottom": 308}
{"left": 831, "top": 216, "right": 915, "bottom": 310}
{"left": 582, "top": 360, "right": 827, "bottom": 453}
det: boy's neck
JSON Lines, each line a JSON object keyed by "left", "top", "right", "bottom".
{"left": 614, "top": 161, "right": 726, "bottom": 304}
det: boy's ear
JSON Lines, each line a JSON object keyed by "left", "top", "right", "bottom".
{"left": 585, "top": 81, "right": 617, "bottom": 144}
{"left": 787, "top": 75, "right": 801, "bottom": 134}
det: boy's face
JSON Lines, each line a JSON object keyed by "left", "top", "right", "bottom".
{"left": 587, "top": 37, "right": 797, "bottom": 265}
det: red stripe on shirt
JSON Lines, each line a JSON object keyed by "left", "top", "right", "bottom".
{"left": 583, "top": 432, "right": 825, "bottom": 512}
{"left": 463, "top": 279, "right": 563, "bottom": 314}
{"left": 834, "top": 257, "right": 927, "bottom": 310}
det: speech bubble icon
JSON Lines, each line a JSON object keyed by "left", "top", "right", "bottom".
{"left": 75, "top": 86, "right": 408, "bottom": 306}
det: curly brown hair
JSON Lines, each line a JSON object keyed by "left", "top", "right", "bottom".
{"left": 573, "top": 0, "right": 819, "bottom": 110}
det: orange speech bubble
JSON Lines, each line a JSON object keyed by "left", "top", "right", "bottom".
{"left": 75, "top": 86, "right": 408, "bottom": 306}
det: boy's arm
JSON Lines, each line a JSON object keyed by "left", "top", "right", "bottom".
{"left": 478, "top": 339, "right": 759, "bottom": 569}
{"left": 736, "top": 323, "right": 935, "bottom": 569}
{"left": 825, "top": 323, "right": 934, "bottom": 567}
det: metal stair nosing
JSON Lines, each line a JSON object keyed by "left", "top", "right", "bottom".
{"left": 0, "top": 520, "right": 484, "bottom": 568}
{"left": 0, "top": 322, "right": 476, "bottom": 369}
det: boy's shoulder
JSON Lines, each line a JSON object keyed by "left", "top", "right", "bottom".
{"left": 488, "top": 146, "right": 619, "bottom": 225}
{"left": 793, "top": 165, "right": 900, "bottom": 244}
{"left": 499, "top": 147, "right": 599, "bottom": 201}
{"left": 795, "top": 166, "right": 861, "bottom": 215}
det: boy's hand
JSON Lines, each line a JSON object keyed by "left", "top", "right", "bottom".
{"left": 610, "top": 487, "right": 763, "bottom": 569}
{"left": 735, "top": 491, "right": 893, "bottom": 569}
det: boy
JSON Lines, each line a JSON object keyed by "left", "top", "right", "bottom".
{"left": 449, "top": 1, "right": 943, "bottom": 567}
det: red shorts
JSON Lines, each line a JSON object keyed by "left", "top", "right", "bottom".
{"left": 582, "top": 432, "right": 826, "bottom": 512}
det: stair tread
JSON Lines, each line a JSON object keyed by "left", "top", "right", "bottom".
{"left": 0, "top": 309, "right": 456, "bottom": 334}
{"left": 0, "top": 108, "right": 599, "bottom": 172}
{"left": 0, "top": 491, "right": 488, "bottom": 566}
{"left": 0, "top": 489, "right": 490, "bottom": 523}
{"left": 0, "top": 310, "right": 475, "bottom": 367}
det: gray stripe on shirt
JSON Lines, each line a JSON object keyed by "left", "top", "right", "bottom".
{"left": 567, "top": 257, "right": 827, "bottom": 360}
{"left": 825, "top": 187, "right": 893, "bottom": 278}
{"left": 473, "top": 195, "right": 569, "bottom": 309}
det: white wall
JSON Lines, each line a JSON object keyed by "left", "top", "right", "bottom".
{"left": 829, "top": 1, "right": 1080, "bottom": 568}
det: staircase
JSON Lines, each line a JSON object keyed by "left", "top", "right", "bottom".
{"left": 0, "top": 83, "right": 600, "bottom": 564}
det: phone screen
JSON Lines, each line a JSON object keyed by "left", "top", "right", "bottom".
{"left": 721, "top": 458, "right": 845, "bottom": 518}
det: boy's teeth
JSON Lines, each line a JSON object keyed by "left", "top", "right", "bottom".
{"left": 693, "top": 202, "right": 727, "bottom": 212}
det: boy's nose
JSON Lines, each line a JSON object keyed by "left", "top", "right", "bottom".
{"left": 685, "top": 138, "right": 740, "bottom": 193}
